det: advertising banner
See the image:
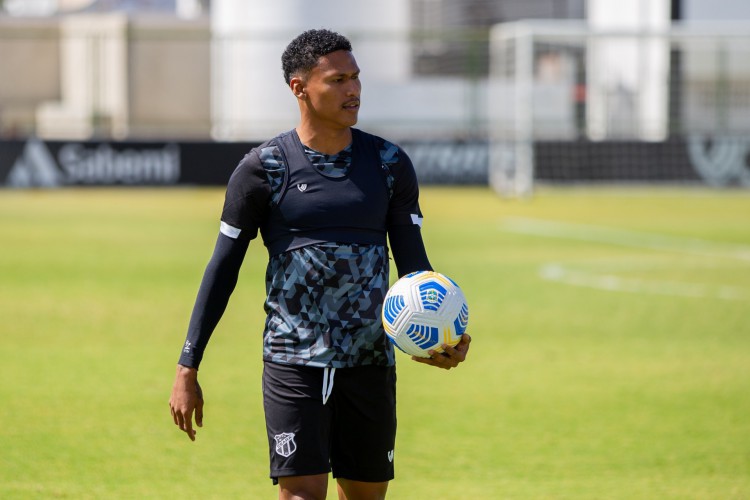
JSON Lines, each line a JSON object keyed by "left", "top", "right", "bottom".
{"left": 1, "top": 136, "right": 747, "bottom": 188}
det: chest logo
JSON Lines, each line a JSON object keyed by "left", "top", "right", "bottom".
{"left": 296, "top": 183, "right": 308, "bottom": 192}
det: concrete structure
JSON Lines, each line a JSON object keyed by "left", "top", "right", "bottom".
{"left": 0, "top": 14, "right": 211, "bottom": 139}
{"left": 586, "top": 0, "right": 672, "bottom": 141}
{"left": 0, "top": 17, "right": 60, "bottom": 137}
{"left": 210, "top": 0, "right": 413, "bottom": 140}
{"left": 1, "top": 0, "right": 749, "bottom": 142}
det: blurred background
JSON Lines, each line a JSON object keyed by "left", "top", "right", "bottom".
{"left": 1, "top": 0, "right": 749, "bottom": 192}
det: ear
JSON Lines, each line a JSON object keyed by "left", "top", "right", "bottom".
{"left": 290, "top": 77, "right": 306, "bottom": 100}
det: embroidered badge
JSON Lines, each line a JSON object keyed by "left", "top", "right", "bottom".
{"left": 274, "top": 432, "right": 297, "bottom": 458}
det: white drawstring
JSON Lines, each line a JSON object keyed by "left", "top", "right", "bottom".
{"left": 322, "top": 367, "right": 336, "bottom": 405}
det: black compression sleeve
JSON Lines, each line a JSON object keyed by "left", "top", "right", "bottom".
{"left": 177, "top": 233, "right": 250, "bottom": 369}
{"left": 388, "top": 224, "right": 432, "bottom": 278}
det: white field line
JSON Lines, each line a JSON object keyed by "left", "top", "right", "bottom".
{"left": 500, "top": 217, "right": 750, "bottom": 301}
{"left": 501, "top": 217, "right": 750, "bottom": 262}
{"left": 539, "top": 264, "right": 750, "bottom": 301}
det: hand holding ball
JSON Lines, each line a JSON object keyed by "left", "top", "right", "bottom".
{"left": 382, "top": 271, "right": 469, "bottom": 358}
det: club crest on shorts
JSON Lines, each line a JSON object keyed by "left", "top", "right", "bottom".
{"left": 296, "top": 183, "right": 308, "bottom": 192}
{"left": 274, "top": 432, "right": 297, "bottom": 457}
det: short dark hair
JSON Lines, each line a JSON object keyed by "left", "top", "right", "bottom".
{"left": 281, "top": 29, "right": 352, "bottom": 84}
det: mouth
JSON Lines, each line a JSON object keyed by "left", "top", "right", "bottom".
{"left": 343, "top": 100, "right": 360, "bottom": 110}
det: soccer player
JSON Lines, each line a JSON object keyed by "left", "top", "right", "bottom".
{"left": 169, "top": 28, "right": 471, "bottom": 500}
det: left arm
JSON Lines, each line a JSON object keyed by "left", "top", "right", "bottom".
{"left": 385, "top": 143, "right": 470, "bottom": 368}
{"left": 388, "top": 224, "right": 431, "bottom": 277}
{"left": 390, "top": 223, "right": 472, "bottom": 368}
{"left": 384, "top": 141, "right": 431, "bottom": 277}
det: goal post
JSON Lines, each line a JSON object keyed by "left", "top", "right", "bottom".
{"left": 489, "top": 20, "right": 750, "bottom": 196}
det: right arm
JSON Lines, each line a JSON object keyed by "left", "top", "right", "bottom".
{"left": 178, "top": 233, "right": 250, "bottom": 369}
{"left": 169, "top": 149, "right": 271, "bottom": 441}
{"left": 169, "top": 233, "right": 249, "bottom": 441}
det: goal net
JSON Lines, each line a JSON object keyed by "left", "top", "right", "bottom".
{"left": 488, "top": 20, "right": 750, "bottom": 196}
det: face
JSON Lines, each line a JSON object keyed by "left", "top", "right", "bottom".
{"left": 292, "top": 50, "right": 362, "bottom": 130}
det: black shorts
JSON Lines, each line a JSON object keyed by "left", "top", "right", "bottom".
{"left": 262, "top": 361, "right": 397, "bottom": 484}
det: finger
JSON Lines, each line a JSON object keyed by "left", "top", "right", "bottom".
{"left": 437, "top": 345, "right": 461, "bottom": 363}
{"left": 174, "top": 405, "right": 191, "bottom": 434}
{"left": 184, "top": 414, "right": 195, "bottom": 441}
{"left": 442, "top": 344, "right": 467, "bottom": 363}
{"left": 174, "top": 407, "right": 185, "bottom": 430}
{"left": 411, "top": 353, "right": 445, "bottom": 366}
{"left": 170, "top": 404, "right": 179, "bottom": 425}
{"left": 442, "top": 343, "right": 459, "bottom": 357}
{"left": 444, "top": 335, "right": 471, "bottom": 362}
{"left": 425, "top": 350, "right": 455, "bottom": 370}
{"left": 434, "top": 357, "right": 457, "bottom": 369}
{"left": 195, "top": 399, "right": 204, "bottom": 428}
{"left": 429, "top": 358, "right": 454, "bottom": 370}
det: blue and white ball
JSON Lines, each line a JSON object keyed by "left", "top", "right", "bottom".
{"left": 382, "top": 270, "right": 469, "bottom": 358}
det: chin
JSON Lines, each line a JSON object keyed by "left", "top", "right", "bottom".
{"left": 344, "top": 114, "right": 359, "bottom": 127}
{"left": 341, "top": 109, "right": 360, "bottom": 126}
{"left": 334, "top": 120, "right": 358, "bottom": 129}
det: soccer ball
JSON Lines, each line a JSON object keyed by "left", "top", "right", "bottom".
{"left": 382, "top": 270, "right": 469, "bottom": 358}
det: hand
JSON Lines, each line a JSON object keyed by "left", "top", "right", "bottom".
{"left": 169, "top": 365, "right": 204, "bottom": 441}
{"left": 411, "top": 333, "right": 471, "bottom": 370}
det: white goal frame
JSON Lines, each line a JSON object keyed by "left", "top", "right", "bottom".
{"left": 489, "top": 20, "right": 750, "bottom": 196}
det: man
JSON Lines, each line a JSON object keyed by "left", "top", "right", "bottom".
{"left": 169, "top": 29, "right": 471, "bottom": 500}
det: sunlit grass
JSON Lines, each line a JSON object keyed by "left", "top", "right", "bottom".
{"left": 0, "top": 186, "right": 748, "bottom": 499}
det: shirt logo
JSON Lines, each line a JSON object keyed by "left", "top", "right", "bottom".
{"left": 274, "top": 432, "right": 297, "bottom": 457}
{"left": 296, "top": 183, "right": 308, "bottom": 192}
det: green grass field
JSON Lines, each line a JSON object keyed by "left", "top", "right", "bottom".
{"left": 1, "top": 186, "right": 749, "bottom": 499}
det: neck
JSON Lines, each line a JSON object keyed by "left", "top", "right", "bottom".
{"left": 296, "top": 123, "right": 352, "bottom": 155}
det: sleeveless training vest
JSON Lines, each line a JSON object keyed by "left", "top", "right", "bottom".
{"left": 260, "top": 128, "right": 391, "bottom": 256}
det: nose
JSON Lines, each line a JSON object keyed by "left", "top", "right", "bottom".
{"left": 347, "top": 78, "right": 361, "bottom": 96}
